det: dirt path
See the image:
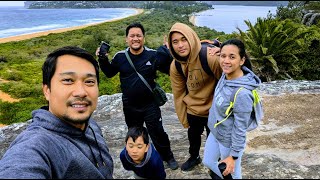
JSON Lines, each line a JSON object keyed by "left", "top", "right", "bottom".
{"left": 0, "top": 90, "right": 20, "bottom": 103}
{"left": 0, "top": 78, "right": 20, "bottom": 103}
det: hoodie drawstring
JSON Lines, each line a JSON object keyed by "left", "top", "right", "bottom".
{"left": 88, "top": 126, "right": 106, "bottom": 167}
{"left": 85, "top": 137, "right": 99, "bottom": 167}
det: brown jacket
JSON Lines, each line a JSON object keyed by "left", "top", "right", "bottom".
{"left": 168, "top": 22, "right": 222, "bottom": 128}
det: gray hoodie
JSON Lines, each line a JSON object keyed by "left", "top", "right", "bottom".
{"left": 208, "top": 66, "right": 263, "bottom": 157}
{"left": 0, "top": 107, "right": 114, "bottom": 179}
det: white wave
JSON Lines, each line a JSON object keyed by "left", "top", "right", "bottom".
{"left": 0, "top": 24, "right": 64, "bottom": 37}
{"left": 74, "top": 18, "right": 109, "bottom": 23}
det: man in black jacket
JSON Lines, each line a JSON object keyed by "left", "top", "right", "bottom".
{"left": 96, "top": 22, "right": 178, "bottom": 170}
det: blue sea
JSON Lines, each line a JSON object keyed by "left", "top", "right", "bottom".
{"left": 0, "top": 5, "right": 279, "bottom": 39}
{"left": 194, "top": 5, "right": 278, "bottom": 34}
{"left": 0, "top": 6, "right": 137, "bottom": 38}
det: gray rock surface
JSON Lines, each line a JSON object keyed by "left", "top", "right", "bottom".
{"left": 1, "top": 80, "right": 320, "bottom": 179}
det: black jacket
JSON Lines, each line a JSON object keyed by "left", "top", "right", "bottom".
{"left": 98, "top": 45, "right": 172, "bottom": 106}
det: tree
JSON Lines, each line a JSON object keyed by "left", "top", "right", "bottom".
{"left": 238, "top": 17, "right": 312, "bottom": 82}
{"left": 275, "top": 1, "right": 306, "bottom": 23}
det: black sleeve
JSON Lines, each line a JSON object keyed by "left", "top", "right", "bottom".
{"left": 155, "top": 45, "right": 173, "bottom": 75}
{"left": 97, "top": 56, "right": 118, "bottom": 78}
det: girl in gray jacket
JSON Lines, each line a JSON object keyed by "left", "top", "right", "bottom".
{"left": 203, "top": 39, "right": 263, "bottom": 179}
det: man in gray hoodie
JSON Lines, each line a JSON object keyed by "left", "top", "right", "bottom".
{"left": 0, "top": 46, "right": 114, "bottom": 179}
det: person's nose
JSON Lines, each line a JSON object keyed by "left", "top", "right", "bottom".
{"left": 178, "top": 41, "right": 184, "bottom": 48}
{"left": 131, "top": 148, "right": 138, "bottom": 154}
{"left": 133, "top": 35, "right": 140, "bottom": 41}
{"left": 72, "top": 82, "right": 88, "bottom": 98}
{"left": 222, "top": 57, "right": 230, "bottom": 63}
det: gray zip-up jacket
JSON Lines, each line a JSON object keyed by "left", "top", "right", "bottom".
{"left": 0, "top": 107, "right": 114, "bottom": 179}
{"left": 207, "top": 66, "right": 263, "bottom": 157}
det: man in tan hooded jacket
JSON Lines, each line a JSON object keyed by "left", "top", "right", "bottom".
{"left": 167, "top": 22, "right": 222, "bottom": 172}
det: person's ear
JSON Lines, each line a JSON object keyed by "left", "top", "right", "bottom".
{"left": 240, "top": 57, "right": 245, "bottom": 66}
{"left": 42, "top": 84, "right": 50, "bottom": 101}
{"left": 145, "top": 144, "right": 149, "bottom": 153}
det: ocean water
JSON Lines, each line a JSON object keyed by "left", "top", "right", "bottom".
{"left": 0, "top": 6, "right": 137, "bottom": 38}
{"left": 194, "top": 5, "right": 278, "bottom": 34}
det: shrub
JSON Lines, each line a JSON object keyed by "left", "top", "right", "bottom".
{"left": 0, "top": 97, "right": 47, "bottom": 124}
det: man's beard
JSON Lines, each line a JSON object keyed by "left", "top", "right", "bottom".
{"left": 131, "top": 45, "right": 142, "bottom": 52}
{"left": 61, "top": 114, "right": 90, "bottom": 125}
{"left": 63, "top": 97, "right": 92, "bottom": 125}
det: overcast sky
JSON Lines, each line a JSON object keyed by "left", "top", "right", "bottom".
{"left": 0, "top": 1, "right": 25, "bottom": 6}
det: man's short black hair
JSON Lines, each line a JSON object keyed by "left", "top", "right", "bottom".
{"left": 42, "top": 46, "right": 99, "bottom": 89}
{"left": 125, "top": 126, "right": 149, "bottom": 145}
{"left": 126, "top": 22, "right": 145, "bottom": 37}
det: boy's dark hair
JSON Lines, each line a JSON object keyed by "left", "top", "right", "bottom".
{"left": 220, "top": 38, "right": 252, "bottom": 70}
{"left": 42, "top": 46, "right": 99, "bottom": 89}
{"left": 125, "top": 126, "right": 149, "bottom": 145}
{"left": 125, "top": 22, "right": 145, "bottom": 37}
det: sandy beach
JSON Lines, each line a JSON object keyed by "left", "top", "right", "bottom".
{"left": 189, "top": 15, "right": 196, "bottom": 25}
{"left": 0, "top": 8, "right": 144, "bottom": 44}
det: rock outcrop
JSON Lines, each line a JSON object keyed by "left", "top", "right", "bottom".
{"left": 1, "top": 80, "right": 320, "bottom": 179}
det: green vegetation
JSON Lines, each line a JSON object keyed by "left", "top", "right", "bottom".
{"left": 0, "top": 5, "right": 224, "bottom": 124}
{"left": 28, "top": 1, "right": 211, "bottom": 13}
{"left": 237, "top": 17, "right": 316, "bottom": 81}
{"left": 1, "top": 1, "right": 320, "bottom": 125}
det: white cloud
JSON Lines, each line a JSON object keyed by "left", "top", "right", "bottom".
{"left": 0, "top": 1, "right": 25, "bottom": 7}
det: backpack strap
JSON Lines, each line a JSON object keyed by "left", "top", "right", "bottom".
{"left": 214, "top": 87, "right": 262, "bottom": 128}
{"left": 175, "top": 43, "right": 215, "bottom": 78}
{"left": 214, "top": 87, "right": 244, "bottom": 128}
{"left": 199, "top": 44, "right": 214, "bottom": 76}
{"left": 252, "top": 89, "right": 260, "bottom": 106}
{"left": 174, "top": 60, "right": 189, "bottom": 94}
{"left": 174, "top": 60, "right": 184, "bottom": 77}
{"left": 226, "top": 87, "right": 244, "bottom": 115}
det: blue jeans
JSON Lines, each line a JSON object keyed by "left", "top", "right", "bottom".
{"left": 203, "top": 133, "right": 244, "bottom": 179}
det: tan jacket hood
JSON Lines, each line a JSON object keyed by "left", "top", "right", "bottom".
{"left": 168, "top": 22, "right": 201, "bottom": 65}
{"left": 168, "top": 22, "right": 222, "bottom": 128}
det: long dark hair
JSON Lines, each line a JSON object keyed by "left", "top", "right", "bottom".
{"left": 220, "top": 38, "right": 252, "bottom": 70}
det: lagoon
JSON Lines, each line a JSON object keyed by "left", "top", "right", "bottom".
{"left": 193, "top": 5, "right": 278, "bottom": 34}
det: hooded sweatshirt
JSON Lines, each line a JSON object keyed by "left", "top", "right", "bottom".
{"left": 120, "top": 143, "right": 166, "bottom": 179}
{"left": 207, "top": 66, "right": 264, "bottom": 158}
{"left": 168, "top": 22, "right": 222, "bottom": 128}
{"left": 0, "top": 107, "right": 114, "bottom": 179}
